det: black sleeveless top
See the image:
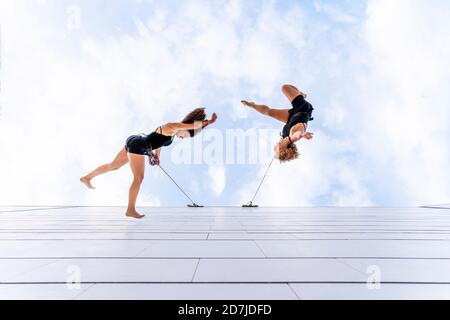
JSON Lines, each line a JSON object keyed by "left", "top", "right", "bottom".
{"left": 145, "top": 127, "right": 174, "bottom": 150}
{"left": 282, "top": 95, "right": 314, "bottom": 138}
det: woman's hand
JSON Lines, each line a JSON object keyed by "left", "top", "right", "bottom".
{"left": 203, "top": 113, "right": 218, "bottom": 128}
{"left": 302, "top": 132, "right": 314, "bottom": 140}
{"left": 241, "top": 100, "right": 256, "bottom": 108}
{"left": 149, "top": 152, "right": 160, "bottom": 166}
{"left": 210, "top": 113, "right": 218, "bottom": 124}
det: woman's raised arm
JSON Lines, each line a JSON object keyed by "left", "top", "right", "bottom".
{"left": 165, "top": 113, "right": 218, "bottom": 133}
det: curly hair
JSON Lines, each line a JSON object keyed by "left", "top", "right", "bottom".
{"left": 181, "top": 108, "right": 207, "bottom": 137}
{"left": 278, "top": 143, "right": 299, "bottom": 163}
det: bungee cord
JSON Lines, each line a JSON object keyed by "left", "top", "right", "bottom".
{"left": 243, "top": 158, "right": 275, "bottom": 208}
{"left": 157, "top": 164, "right": 203, "bottom": 208}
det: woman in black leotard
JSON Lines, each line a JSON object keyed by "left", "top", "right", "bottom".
{"left": 80, "top": 108, "right": 218, "bottom": 219}
{"left": 242, "top": 84, "right": 314, "bottom": 162}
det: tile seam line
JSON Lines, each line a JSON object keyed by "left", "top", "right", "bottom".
{"left": 287, "top": 283, "right": 301, "bottom": 300}
{"left": 336, "top": 259, "right": 369, "bottom": 277}
{"left": 2, "top": 259, "right": 62, "bottom": 283}
{"left": 2, "top": 257, "right": 450, "bottom": 260}
{"left": 4, "top": 229, "right": 450, "bottom": 232}
{"left": 134, "top": 242, "right": 155, "bottom": 258}
{"left": 2, "top": 239, "right": 450, "bottom": 242}
{"left": 2, "top": 281, "right": 450, "bottom": 285}
{"left": 253, "top": 240, "right": 267, "bottom": 258}
{"left": 191, "top": 259, "right": 201, "bottom": 282}
{"left": 3, "top": 232, "right": 450, "bottom": 235}
{"left": 71, "top": 283, "right": 96, "bottom": 300}
{"left": 0, "top": 206, "right": 83, "bottom": 213}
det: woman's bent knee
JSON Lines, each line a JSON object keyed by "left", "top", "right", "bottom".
{"left": 282, "top": 83, "right": 296, "bottom": 92}
{"left": 282, "top": 84, "right": 299, "bottom": 94}
{"left": 282, "top": 84, "right": 301, "bottom": 102}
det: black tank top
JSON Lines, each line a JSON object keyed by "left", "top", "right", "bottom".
{"left": 145, "top": 127, "right": 174, "bottom": 150}
{"left": 282, "top": 97, "right": 314, "bottom": 138}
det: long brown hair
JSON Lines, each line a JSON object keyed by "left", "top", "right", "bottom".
{"left": 181, "top": 108, "right": 207, "bottom": 137}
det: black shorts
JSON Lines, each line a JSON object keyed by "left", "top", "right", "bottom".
{"left": 125, "top": 135, "right": 152, "bottom": 155}
{"left": 290, "top": 94, "right": 313, "bottom": 114}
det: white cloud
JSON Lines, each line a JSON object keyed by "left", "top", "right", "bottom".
{"left": 313, "top": 1, "right": 358, "bottom": 24}
{"left": 208, "top": 165, "right": 226, "bottom": 197}
{"left": 0, "top": 0, "right": 309, "bottom": 206}
{"left": 355, "top": 0, "right": 450, "bottom": 205}
{"left": 0, "top": 0, "right": 448, "bottom": 207}
{"left": 0, "top": 1, "right": 169, "bottom": 205}
{"left": 235, "top": 0, "right": 450, "bottom": 207}
{"left": 236, "top": 130, "right": 373, "bottom": 207}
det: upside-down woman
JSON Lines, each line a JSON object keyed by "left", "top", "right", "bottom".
{"left": 242, "top": 84, "right": 314, "bottom": 162}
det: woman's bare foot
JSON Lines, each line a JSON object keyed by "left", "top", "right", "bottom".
{"left": 80, "top": 177, "right": 96, "bottom": 189}
{"left": 126, "top": 210, "right": 146, "bottom": 219}
{"left": 241, "top": 100, "right": 255, "bottom": 108}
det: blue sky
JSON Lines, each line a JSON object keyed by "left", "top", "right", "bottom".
{"left": 0, "top": 0, "right": 449, "bottom": 207}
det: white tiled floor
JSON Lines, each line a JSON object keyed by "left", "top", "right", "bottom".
{"left": 9, "top": 259, "right": 199, "bottom": 283}
{"left": 0, "top": 206, "right": 450, "bottom": 300}
{"left": 193, "top": 259, "right": 366, "bottom": 282}
{"left": 76, "top": 283, "right": 299, "bottom": 300}
{"left": 290, "top": 284, "right": 450, "bottom": 300}
{"left": 0, "top": 284, "right": 93, "bottom": 300}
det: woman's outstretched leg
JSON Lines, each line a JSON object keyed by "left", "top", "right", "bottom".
{"left": 241, "top": 100, "right": 290, "bottom": 123}
{"left": 80, "top": 148, "right": 128, "bottom": 189}
{"left": 126, "top": 153, "right": 146, "bottom": 219}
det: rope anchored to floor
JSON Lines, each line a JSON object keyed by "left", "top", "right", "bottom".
{"left": 243, "top": 158, "right": 274, "bottom": 208}
{"left": 157, "top": 164, "right": 204, "bottom": 208}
